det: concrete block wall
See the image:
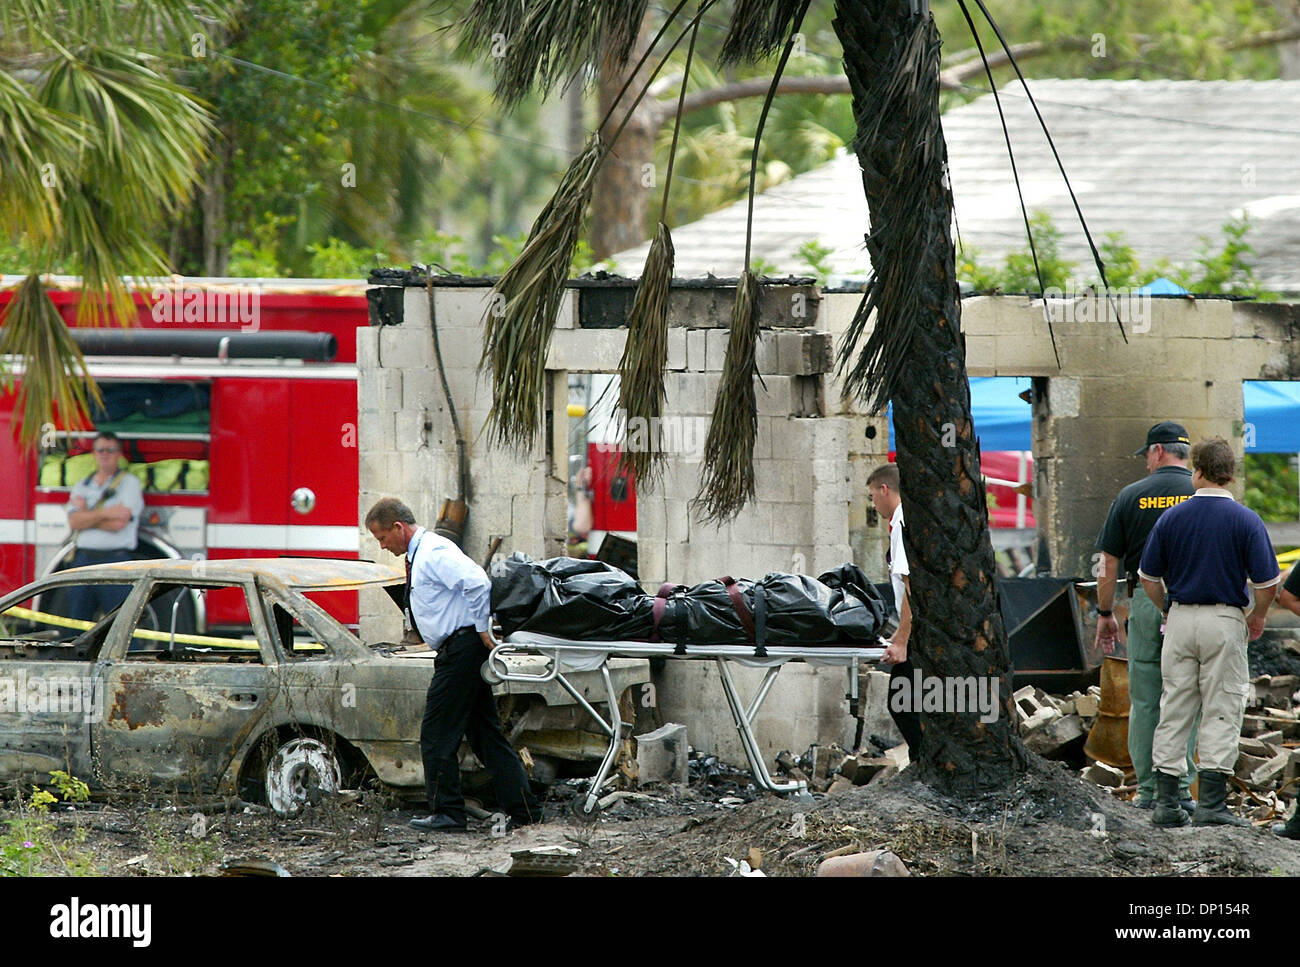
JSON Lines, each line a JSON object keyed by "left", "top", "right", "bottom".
{"left": 359, "top": 279, "right": 1299, "bottom": 764}
{"left": 819, "top": 292, "right": 1300, "bottom": 579}
{"left": 359, "top": 279, "right": 874, "bottom": 765}
{"left": 820, "top": 293, "right": 895, "bottom": 581}
{"left": 937, "top": 294, "right": 1298, "bottom": 578}
{"left": 654, "top": 661, "right": 864, "bottom": 768}
{"left": 357, "top": 285, "right": 572, "bottom": 643}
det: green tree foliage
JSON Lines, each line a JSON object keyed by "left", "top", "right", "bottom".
{"left": 934, "top": 0, "right": 1285, "bottom": 107}
{"left": 172, "top": 0, "right": 369, "bottom": 275}
{"left": 1243, "top": 453, "right": 1300, "bottom": 523}
{"left": 957, "top": 210, "right": 1273, "bottom": 296}
{"left": 169, "top": 0, "right": 573, "bottom": 276}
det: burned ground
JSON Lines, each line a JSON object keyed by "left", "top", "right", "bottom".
{"left": 7, "top": 754, "right": 1299, "bottom": 877}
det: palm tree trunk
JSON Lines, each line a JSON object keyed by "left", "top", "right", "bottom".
{"left": 834, "top": 0, "right": 1025, "bottom": 794}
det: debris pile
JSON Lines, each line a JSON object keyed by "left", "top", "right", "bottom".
{"left": 1230, "top": 673, "right": 1300, "bottom": 821}
{"left": 1017, "top": 673, "right": 1300, "bottom": 824}
{"left": 773, "top": 741, "right": 910, "bottom": 795}
{"left": 1013, "top": 684, "right": 1099, "bottom": 759}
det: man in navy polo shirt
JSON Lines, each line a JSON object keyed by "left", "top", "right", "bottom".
{"left": 1138, "top": 437, "right": 1279, "bottom": 828}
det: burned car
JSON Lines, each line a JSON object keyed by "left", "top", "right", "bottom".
{"left": 0, "top": 558, "right": 648, "bottom": 816}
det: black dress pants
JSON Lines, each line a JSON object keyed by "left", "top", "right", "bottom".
{"left": 888, "top": 658, "right": 924, "bottom": 754}
{"left": 419, "top": 626, "right": 539, "bottom": 824}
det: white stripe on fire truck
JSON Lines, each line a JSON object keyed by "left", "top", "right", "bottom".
{"left": 0, "top": 519, "right": 37, "bottom": 543}
{"left": 205, "top": 523, "right": 359, "bottom": 552}
{"left": 0, "top": 520, "right": 358, "bottom": 552}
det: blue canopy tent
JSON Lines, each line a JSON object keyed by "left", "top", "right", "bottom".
{"left": 888, "top": 378, "right": 1300, "bottom": 452}
{"left": 887, "top": 377, "right": 1033, "bottom": 451}
{"left": 1136, "top": 277, "right": 1191, "bottom": 296}
{"left": 1243, "top": 381, "right": 1300, "bottom": 452}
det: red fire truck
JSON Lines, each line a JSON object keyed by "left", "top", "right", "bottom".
{"left": 0, "top": 277, "right": 366, "bottom": 631}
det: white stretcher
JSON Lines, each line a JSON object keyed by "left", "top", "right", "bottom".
{"left": 484, "top": 628, "right": 885, "bottom": 819}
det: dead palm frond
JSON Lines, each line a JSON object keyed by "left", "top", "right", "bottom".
{"left": 480, "top": 133, "right": 604, "bottom": 451}
{"left": 462, "top": 0, "right": 650, "bottom": 106}
{"left": 0, "top": 274, "right": 102, "bottom": 448}
{"left": 719, "top": 0, "right": 807, "bottom": 65}
{"left": 835, "top": 15, "right": 943, "bottom": 412}
{"left": 617, "top": 221, "right": 674, "bottom": 485}
{"left": 616, "top": 10, "right": 704, "bottom": 489}
{"left": 477, "top": 1, "right": 710, "bottom": 452}
{"left": 694, "top": 268, "right": 760, "bottom": 523}
{"left": 696, "top": 1, "right": 809, "bottom": 522}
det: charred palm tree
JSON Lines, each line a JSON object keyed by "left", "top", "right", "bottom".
{"left": 460, "top": 0, "right": 1025, "bottom": 794}
{"left": 834, "top": 0, "right": 1023, "bottom": 793}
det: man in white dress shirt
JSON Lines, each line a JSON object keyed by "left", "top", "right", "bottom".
{"left": 867, "top": 463, "right": 922, "bottom": 755}
{"left": 366, "top": 497, "right": 539, "bottom": 832}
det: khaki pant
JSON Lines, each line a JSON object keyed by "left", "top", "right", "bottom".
{"left": 1127, "top": 586, "right": 1197, "bottom": 800}
{"left": 1152, "top": 603, "right": 1250, "bottom": 776}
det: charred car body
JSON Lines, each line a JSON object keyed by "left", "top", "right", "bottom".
{"left": 0, "top": 558, "right": 648, "bottom": 815}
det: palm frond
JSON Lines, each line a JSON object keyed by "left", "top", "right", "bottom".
{"left": 695, "top": 270, "right": 760, "bottom": 523}
{"left": 0, "top": 70, "right": 84, "bottom": 243}
{"left": 462, "top": 0, "right": 650, "bottom": 106}
{"left": 617, "top": 222, "right": 674, "bottom": 487}
{"left": 836, "top": 15, "right": 943, "bottom": 411}
{"left": 0, "top": 0, "right": 227, "bottom": 59}
{"left": 0, "top": 274, "right": 101, "bottom": 448}
{"left": 719, "top": 0, "right": 806, "bottom": 65}
{"left": 480, "top": 134, "right": 604, "bottom": 451}
{"left": 37, "top": 46, "right": 212, "bottom": 325}
{"left": 615, "top": 10, "right": 701, "bottom": 489}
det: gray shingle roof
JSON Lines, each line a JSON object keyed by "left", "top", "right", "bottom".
{"left": 610, "top": 79, "right": 1300, "bottom": 293}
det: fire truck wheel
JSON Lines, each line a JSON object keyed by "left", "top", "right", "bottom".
{"left": 264, "top": 737, "right": 342, "bottom": 818}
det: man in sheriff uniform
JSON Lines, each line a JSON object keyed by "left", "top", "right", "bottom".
{"left": 1094, "top": 421, "right": 1197, "bottom": 811}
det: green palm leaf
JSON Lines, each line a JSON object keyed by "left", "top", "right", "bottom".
{"left": 0, "top": 274, "right": 102, "bottom": 447}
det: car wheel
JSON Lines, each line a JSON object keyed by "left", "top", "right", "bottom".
{"left": 264, "top": 737, "right": 341, "bottom": 818}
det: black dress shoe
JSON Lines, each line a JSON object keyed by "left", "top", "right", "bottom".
{"left": 410, "top": 814, "right": 466, "bottom": 832}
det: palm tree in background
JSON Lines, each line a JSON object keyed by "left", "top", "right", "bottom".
{"left": 461, "top": 0, "right": 1028, "bottom": 795}
{"left": 0, "top": 0, "right": 214, "bottom": 446}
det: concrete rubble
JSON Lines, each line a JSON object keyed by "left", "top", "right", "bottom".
{"left": 634, "top": 722, "right": 690, "bottom": 786}
{"left": 772, "top": 740, "right": 910, "bottom": 793}
{"left": 1016, "top": 673, "right": 1300, "bottom": 825}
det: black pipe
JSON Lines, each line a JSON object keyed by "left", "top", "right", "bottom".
{"left": 70, "top": 329, "right": 338, "bottom": 362}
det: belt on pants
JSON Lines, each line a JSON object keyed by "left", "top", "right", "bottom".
{"left": 437, "top": 625, "right": 479, "bottom": 647}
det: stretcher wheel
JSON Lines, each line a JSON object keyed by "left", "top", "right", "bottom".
{"left": 569, "top": 794, "right": 602, "bottom": 824}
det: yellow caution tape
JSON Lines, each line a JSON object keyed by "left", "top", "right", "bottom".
{"left": 2, "top": 605, "right": 320, "bottom": 653}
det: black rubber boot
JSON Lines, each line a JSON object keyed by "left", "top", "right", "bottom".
{"left": 1271, "top": 808, "right": 1300, "bottom": 840}
{"left": 1152, "top": 771, "right": 1190, "bottom": 827}
{"left": 1190, "top": 771, "right": 1249, "bottom": 827}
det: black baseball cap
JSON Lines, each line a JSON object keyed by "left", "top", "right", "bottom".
{"left": 1134, "top": 421, "right": 1191, "bottom": 456}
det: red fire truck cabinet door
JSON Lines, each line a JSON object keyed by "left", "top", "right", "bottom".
{"left": 287, "top": 380, "right": 359, "bottom": 553}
